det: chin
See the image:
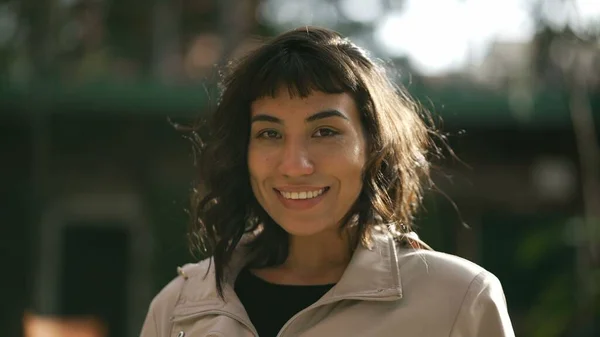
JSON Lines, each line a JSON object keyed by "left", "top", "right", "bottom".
{"left": 282, "top": 227, "right": 323, "bottom": 237}
{"left": 276, "top": 218, "right": 335, "bottom": 237}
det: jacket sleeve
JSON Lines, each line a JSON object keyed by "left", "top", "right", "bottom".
{"left": 449, "top": 271, "right": 515, "bottom": 337}
{"left": 139, "top": 303, "right": 158, "bottom": 337}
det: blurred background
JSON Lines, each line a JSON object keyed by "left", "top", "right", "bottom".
{"left": 0, "top": 0, "right": 599, "bottom": 336}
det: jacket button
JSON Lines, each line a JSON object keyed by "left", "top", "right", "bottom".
{"left": 177, "top": 331, "right": 185, "bottom": 337}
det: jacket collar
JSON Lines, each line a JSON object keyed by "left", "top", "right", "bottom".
{"left": 172, "top": 229, "right": 403, "bottom": 318}
{"left": 327, "top": 230, "right": 402, "bottom": 300}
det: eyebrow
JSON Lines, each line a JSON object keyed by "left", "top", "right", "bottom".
{"left": 251, "top": 109, "right": 350, "bottom": 124}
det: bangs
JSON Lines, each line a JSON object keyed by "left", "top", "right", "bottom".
{"left": 242, "top": 48, "right": 360, "bottom": 101}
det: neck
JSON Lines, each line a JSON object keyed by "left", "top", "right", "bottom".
{"left": 283, "top": 228, "right": 357, "bottom": 280}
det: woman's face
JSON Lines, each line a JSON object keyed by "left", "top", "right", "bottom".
{"left": 248, "top": 88, "right": 367, "bottom": 237}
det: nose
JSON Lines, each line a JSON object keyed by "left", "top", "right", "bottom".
{"left": 278, "top": 138, "right": 315, "bottom": 177}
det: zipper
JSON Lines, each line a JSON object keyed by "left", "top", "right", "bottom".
{"left": 275, "top": 292, "right": 399, "bottom": 337}
{"left": 172, "top": 309, "right": 259, "bottom": 337}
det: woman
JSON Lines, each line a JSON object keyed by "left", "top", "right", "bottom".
{"left": 140, "top": 26, "right": 514, "bottom": 337}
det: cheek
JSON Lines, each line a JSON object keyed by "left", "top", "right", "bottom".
{"left": 342, "top": 138, "right": 367, "bottom": 169}
{"left": 247, "top": 151, "right": 263, "bottom": 200}
{"left": 247, "top": 147, "right": 271, "bottom": 180}
{"left": 341, "top": 138, "right": 367, "bottom": 188}
{"left": 319, "top": 141, "right": 366, "bottom": 181}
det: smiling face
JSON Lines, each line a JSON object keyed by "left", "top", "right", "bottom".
{"left": 248, "top": 89, "right": 367, "bottom": 237}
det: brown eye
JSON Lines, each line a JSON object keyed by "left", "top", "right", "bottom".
{"left": 313, "top": 128, "right": 339, "bottom": 138}
{"left": 258, "top": 129, "right": 282, "bottom": 139}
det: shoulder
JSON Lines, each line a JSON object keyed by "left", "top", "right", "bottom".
{"left": 388, "top": 247, "right": 514, "bottom": 335}
{"left": 394, "top": 248, "right": 514, "bottom": 335}
{"left": 146, "top": 258, "right": 215, "bottom": 320}
{"left": 398, "top": 248, "right": 490, "bottom": 276}
{"left": 395, "top": 247, "right": 504, "bottom": 302}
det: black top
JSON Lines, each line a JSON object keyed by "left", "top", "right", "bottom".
{"left": 234, "top": 268, "right": 335, "bottom": 337}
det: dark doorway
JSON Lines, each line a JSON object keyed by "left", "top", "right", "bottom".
{"left": 60, "top": 223, "right": 130, "bottom": 337}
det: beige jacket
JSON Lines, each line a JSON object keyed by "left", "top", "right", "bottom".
{"left": 140, "top": 232, "right": 515, "bottom": 337}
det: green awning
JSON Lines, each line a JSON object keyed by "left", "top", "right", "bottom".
{"left": 1, "top": 79, "right": 598, "bottom": 129}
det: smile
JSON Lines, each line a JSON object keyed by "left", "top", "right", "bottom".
{"left": 277, "top": 187, "right": 328, "bottom": 200}
{"left": 274, "top": 187, "right": 330, "bottom": 210}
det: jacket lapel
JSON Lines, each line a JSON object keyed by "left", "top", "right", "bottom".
{"left": 321, "top": 230, "right": 403, "bottom": 302}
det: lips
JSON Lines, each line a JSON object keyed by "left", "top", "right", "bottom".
{"left": 277, "top": 187, "right": 328, "bottom": 200}
{"left": 273, "top": 187, "right": 330, "bottom": 210}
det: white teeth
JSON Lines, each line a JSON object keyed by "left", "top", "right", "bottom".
{"left": 280, "top": 188, "right": 325, "bottom": 200}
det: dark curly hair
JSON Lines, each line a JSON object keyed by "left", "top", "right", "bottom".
{"left": 188, "top": 26, "right": 437, "bottom": 297}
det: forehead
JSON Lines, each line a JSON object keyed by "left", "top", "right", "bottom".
{"left": 250, "top": 89, "right": 357, "bottom": 118}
